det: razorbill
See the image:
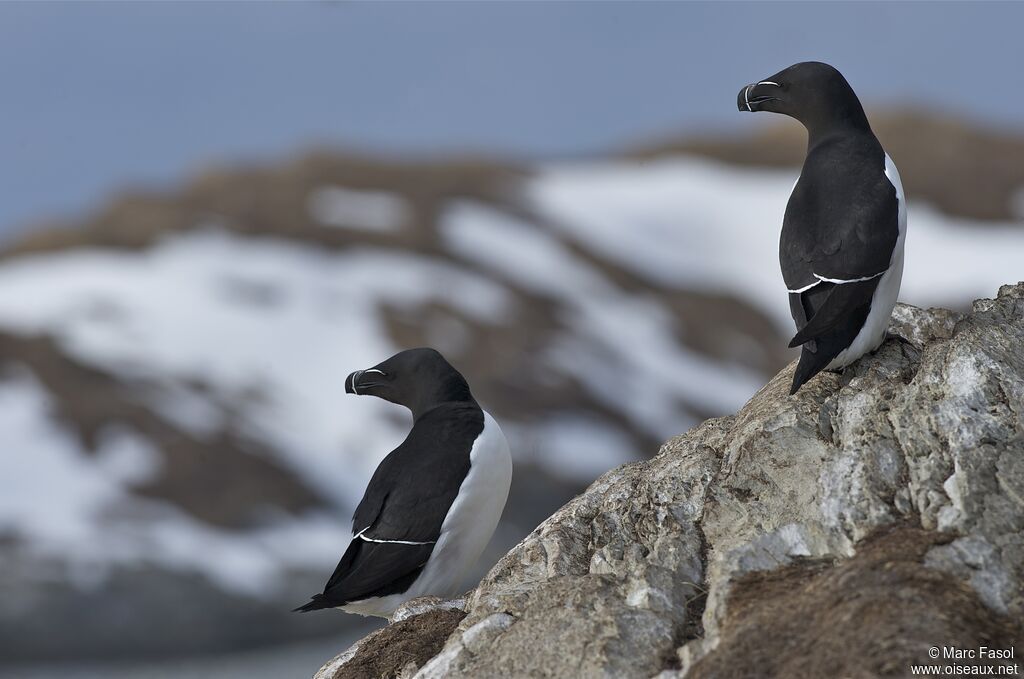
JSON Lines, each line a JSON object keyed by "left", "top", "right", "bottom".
{"left": 294, "top": 347, "right": 512, "bottom": 617}
{"left": 738, "top": 61, "right": 906, "bottom": 394}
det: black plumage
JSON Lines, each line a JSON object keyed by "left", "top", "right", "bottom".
{"left": 295, "top": 348, "right": 486, "bottom": 613}
{"left": 739, "top": 62, "right": 903, "bottom": 394}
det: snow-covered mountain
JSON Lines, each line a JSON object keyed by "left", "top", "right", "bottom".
{"left": 1, "top": 122, "right": 1022, "bottom": 663}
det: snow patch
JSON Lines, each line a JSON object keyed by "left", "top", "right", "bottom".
{"left": 0, "top": 229, "right": 513, "bottom": 508}
{"left": 528, "top": 156, "right": 1024, "bottom": 328}
{"left": 0, "top": 372, "right": 126, "bottom": 551}
{"left": 443, "top": 201, "right": 763, "bottom": 437}
{"left": 307, "top": 186, "right": 410, "bottom": 232}
{"left": 0, "top": 371, "right": 354, "bottom": 597}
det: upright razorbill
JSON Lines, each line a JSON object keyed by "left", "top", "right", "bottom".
{"left": 294, "top": 347, "right": 512, "bottom": 617}
{"left": 738, "top": 61, "right": 907, "bottom": 394}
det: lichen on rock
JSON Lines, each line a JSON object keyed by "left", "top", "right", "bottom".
{"left": 316, "top": 284, "right": 1024, "bottom": 679}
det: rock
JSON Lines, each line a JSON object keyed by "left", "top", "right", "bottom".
{"left": 316, "top": 286, "right": 1024, "bottom": 678}
{"left": 389, "top": 596, "right": 466, "bottom": 624}
{"left": 315, "top": 598, "right": 466, "bottom": 679}
{"left": 685, "top": 526, "right": 1021, "bottom": 679}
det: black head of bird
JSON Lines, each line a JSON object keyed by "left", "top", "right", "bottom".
{"left": 737, "top": 61, "right": 870, "bottom": 136}
{"left": 346, "top": 347, "right": 474, "bottom": 417}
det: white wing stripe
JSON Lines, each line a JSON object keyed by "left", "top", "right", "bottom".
{"left": 358, "top": 536, "right": 434, "bottom": 548}
{"left": 353, "top": 526, "right": 435, "bottom": 546}
{"left": 358, "top": 535, "right": 435, "bottom": 545}
{"left": 788, "top": 269, "right": 887, "bottom": 293}
{"left": 787, "top": 279, "right": 822, "bottom": 294}
{"left": 813, "top": 270, "right": 886, "bottom": 285}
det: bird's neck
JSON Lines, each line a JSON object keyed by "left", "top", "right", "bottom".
{"left": 803, "top": 103, "right": 873, "bottom": 151}
{"left": 405, "top": 374, "right": 476, "bottom": 420}
{"left": 805, "top": 120, "right": 875, "bottom": 154}
{"left": 409, "top": 383, "right": 478, "bottom": 420}
{"left": 411, "top": 398, "right": 479, "bottom": 422}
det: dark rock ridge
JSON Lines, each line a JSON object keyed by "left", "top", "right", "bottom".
{"left": 317, "top": 284, "right": 1024, "bottom": 678}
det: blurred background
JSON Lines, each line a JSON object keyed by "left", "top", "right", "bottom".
{"left": 1, "top": 2, "right": 1022, "bottom": 677}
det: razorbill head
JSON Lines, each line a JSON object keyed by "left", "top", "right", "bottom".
{"left": 295, "top": 347, "right": 512, "bottom": 617}
{"left": 738, "top": 62, "right": 906, "bottom": 394}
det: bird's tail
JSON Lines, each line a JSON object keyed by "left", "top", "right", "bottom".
{"left": 293, "top": 593, "right": 332, "bottom": 613}
{"left": 790, "top": 350, "right": 819, "bottom": 395}
{"left": 790, "top": 343, "right": 838, "bottom": 395}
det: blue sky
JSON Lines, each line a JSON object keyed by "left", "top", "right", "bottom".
{"left": 2, "top": 2, "right": 1021, "bottom": 239}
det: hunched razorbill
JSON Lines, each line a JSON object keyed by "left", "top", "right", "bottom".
{"left": 294, "top": 348, "right": 512, "bottom": 616}
{"left": 738, "top": 61, "right": 907, "bottom": 394}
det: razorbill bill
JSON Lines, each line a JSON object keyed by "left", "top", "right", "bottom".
{"left": 738, "top": 61, "right": 906, "bottom": 394}
{"left": 294, "top": 347, "right": 512, "bottom": 617}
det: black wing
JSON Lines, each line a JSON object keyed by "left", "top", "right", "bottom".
{"left": 295, "top": 403, "right": 482, "bottom": 610}
{"left": 780, "top": 137, "right": 899, "bottom": 292}
{"left": 351, "top": 403, "right": 481, "bottom": 541}
{"left": 787, "top": 277, "right": 880, "bottom": 349}
{"left": 780, "top": 137, "right": 897, "bottom": 394}
{"left": 787, "top": 280, "right": 877, "bottom": 394}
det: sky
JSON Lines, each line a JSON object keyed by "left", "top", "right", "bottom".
{"left": 2, "top": 1, "right": 1022, "bottom": 240}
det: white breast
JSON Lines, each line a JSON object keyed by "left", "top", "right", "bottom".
{"left": 342, "top": 411, "right": 512, "bottom": 617}
{"left": 403, "top": 411, "right": 513, "bottom": 601}
{"left": 826, "top": 152, "right": 907, "bottom": 369}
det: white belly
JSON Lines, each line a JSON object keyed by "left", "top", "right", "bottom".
{"left": 826, "top": 153, "right": 907, "bottom": 369}
{"left": 409, "top": 411, "right": 512, "bottom": 596}
{"left": 344, "top": 410, "right": 512, "bottom": 616}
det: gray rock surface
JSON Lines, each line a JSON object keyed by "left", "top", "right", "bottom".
{"left": 317, "top": 285, "right": 1024, "bottom": 678}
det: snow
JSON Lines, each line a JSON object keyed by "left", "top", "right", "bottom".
{"left": 0, "top": 372, "right": 128, "bottom": 551}
{"left": 443, "top": 201, "right": 763, "bottom": 437}
{"left": 0, "top": 229, "right": 512, "bottom": 506}
{"left": 900, "top": 204, "right": 1024, "bottom": 305}
{"left": 2, "top": 157, "right": 1023, "bottom": 596}
{"left": 91, "top": 427, "right": 164, "bottom": 484}
{"left": 141, "top": 381, "right": 226, "bottom": 438}
{"left": 443, "top": 201, "right": 607, "bottom": 299}
{"left": 528, "top": 156, "right": 1024, "bottom": 327}
{"left": 0, "top": 229, "right": 522, "bottom": 592}
{"left": 0, "top": 371, "right": 337, "bottom": 596}
{"left": 306, "top": 186, "right": 410, "bottom": 232}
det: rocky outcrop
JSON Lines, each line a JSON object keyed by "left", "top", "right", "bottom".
{"left": 317, "top": 283, "right": 1024, "bottom": 678}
